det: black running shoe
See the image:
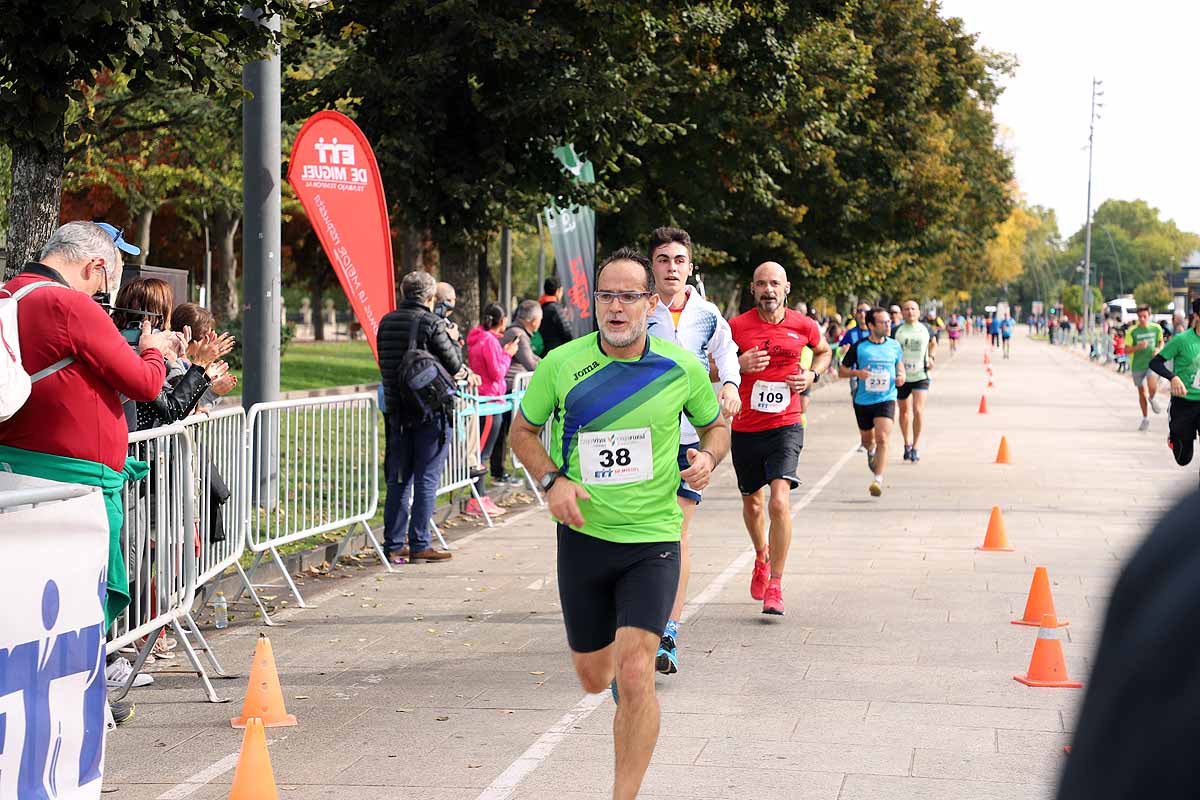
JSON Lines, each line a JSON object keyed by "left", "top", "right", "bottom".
{"left": 655, "top": 635, "right": 678, "bottom": 675}
{"left": 110, "top": 699, "right": 135, "bottom": 726}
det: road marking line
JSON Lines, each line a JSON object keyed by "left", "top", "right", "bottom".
{"left": 526, "top": 578, "right": 545, "bottom": 590}
{"left": 473, "top": 442, "right": 860, "bottom": 800}
{"left": 154, "top": 736, "right": 282, "bottom": 799}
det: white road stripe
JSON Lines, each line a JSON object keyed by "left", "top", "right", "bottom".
{"left": 473, "top": 442, "right": 861, "bottom": 800}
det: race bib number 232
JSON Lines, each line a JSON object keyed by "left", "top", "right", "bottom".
{"left": 578, "top": 428, "right": 653, "bottom": 484}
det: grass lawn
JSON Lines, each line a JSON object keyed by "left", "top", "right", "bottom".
{"left": 230, "top": 340, "right": 380, "bottom": 395}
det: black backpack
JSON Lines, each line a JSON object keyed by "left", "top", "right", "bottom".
{"left": 395, "top": 314, "right": 457, "bottom": 424}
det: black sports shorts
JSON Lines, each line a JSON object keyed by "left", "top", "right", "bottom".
{"left": 556, "top": 525, "right": 680, "bottom": 653}
{"left": 731, "top": 423, "right": 804, "bottom": 495}
{"left": 896, "top": 379, "right": 930, "bottom": 401}
{"left": 1168, "top": 397, "right": 1200, "bottom": 467}
{"left": 854, "top": 400, "right": 896, "bottom": 431}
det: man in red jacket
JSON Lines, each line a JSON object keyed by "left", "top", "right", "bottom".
{"left": 0, "top": 221, "right": 174, "bottom": 723}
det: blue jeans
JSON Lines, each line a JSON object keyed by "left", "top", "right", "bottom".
{"left": 383, "top": 417, "right": 451, "bottom": 554}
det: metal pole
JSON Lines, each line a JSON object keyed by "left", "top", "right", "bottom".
{"left": 500, "top": 226, "right": 512, "bottom": 312}
{"left": 202, "top": 205, "right": 212, "bottom": 309}
{"left": 1102, "top": 226, "right": 1124, "bottom": 296}
{"left": 241, "top": 7, "right": 282, "bottom": 412}
{"left": 1082, "top": 77, "right": 1099, "bottom": 339}
{"left": 535, "top": 215, "right": 546, "bottom": 294}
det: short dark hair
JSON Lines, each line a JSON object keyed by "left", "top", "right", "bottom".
{"left": 596, "top": 247, "right": 654, "bottom": 292}
{"left": 543, "top": 276, "right": 561, "bottom": 295}
{"left": 1137, "top": 305, "right": 1151, "bottom": 314}
{"left": 170, "top": 302, "right": 216, "bottom": 340}
{"left": 647, "top": 226, "right": 691, "bottom": 260}
{"left": 867, "top": 306, "right": 890, "bottom": 326}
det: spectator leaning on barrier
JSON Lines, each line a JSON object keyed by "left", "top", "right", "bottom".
{"left": 378, "top": 271, "right": 476, "bottom": 563}
{"left": 538, "top": 275, "right": 575, "bottom": 354}
{"left": 466, "top": 303, "right": 518, "bottom": 518}
{"left": 494, "top": 299, "right": 542, "bottom": 483}
{"left": 0, "top": 221, "right": 173, "bottom": 628}
{"left": 170, "top": 303, "right": 239, "bottom": 411}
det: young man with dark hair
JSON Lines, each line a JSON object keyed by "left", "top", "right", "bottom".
{"left": 1125, "top": 305, "right": 1164, "bottom": 431}
{"left": 730, "top": 262, "right": 832, "bottom": 616}
{"left": 645, "top": 226, "right": 740, "bottom": 674}
{"left": 839, "top": 307, "right": 905, "bottom": 497}
{"left": 1149, "top": 299, "right": 1200, "bottom": 479}
{"left": 539, "top": 275, "right": 575, "bottom": 354}
{"left": 511, "top": 246, "right": 729, "bottom": 799}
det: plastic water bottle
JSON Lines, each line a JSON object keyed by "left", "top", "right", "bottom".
{"left": 213, "top": 592, "right": 228, "bottom": 629}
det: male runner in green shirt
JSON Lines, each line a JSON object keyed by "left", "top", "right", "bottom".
{"left": 894, "top": 299, "right": 936, "bottom": 463}
{"left": 510, "top": 247, "right": 730, "bottom": 800}
{"left": 1124, "top": 306, "right": 1164, "bottom": 431}
{"left": 1149, "top": 298, "right": 1200, "bottom": 480}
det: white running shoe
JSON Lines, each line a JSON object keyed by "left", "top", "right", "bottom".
{"left": 1139, "top": 418, "right": 1151, "bottom": 432}
{"left": 1150, "top": 397, "right": 1162, "bottom": 414}
{"left": 106, "top": 657, "right": 154, "bottom": 689}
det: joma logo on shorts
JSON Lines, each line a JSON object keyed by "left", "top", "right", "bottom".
{"left": 573, "top": 361, "right": 601, "bottom": 381}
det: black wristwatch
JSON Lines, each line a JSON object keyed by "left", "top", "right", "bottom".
{"left": 810, "top": 368, "right": 820, "bottom": 384}
{"left": 539, "top": 470, "right": 563, "bottom": 492}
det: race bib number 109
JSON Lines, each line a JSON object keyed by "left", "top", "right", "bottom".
{"left": 578, "top": 428, "right": 653, "bottom": 484}
{"left": 751, "top": 380, "right": 791, "bottom": 413}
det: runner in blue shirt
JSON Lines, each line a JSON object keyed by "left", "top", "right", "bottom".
{"left": 1000, "top": 314, "right": 1015, "bottom": 359}
{"left": 838, "top": 307, "right": 906, "bottom": 497}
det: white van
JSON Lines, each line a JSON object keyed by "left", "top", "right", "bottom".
{"left": 1106, "top": 296, "right": 1137, "bottom": 324}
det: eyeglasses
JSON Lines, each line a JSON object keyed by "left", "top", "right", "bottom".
{"left": 594, "top": 291, "right": 652, "bottom": 305}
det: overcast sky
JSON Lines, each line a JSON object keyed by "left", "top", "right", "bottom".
{"left": 937, "top": 0, "right": 1200, "bottom": 239}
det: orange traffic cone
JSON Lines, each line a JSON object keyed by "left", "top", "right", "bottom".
{"left": 978, "top": 395, "right": 988, "bottom": 414}
{"left": 984, "top": 352, "right": 990, "bottom": 365}
{"left": 978, "top": 506, "right": 1014, "bottom": 552}
{"left": 995, "top": 436, "right": 1012, "bottom": 464}
{"left": 229, "top": 718, "right": 280, "bottom": 800}
{"left": 987, "top": 376, "right": 995, "bottom": 388}
{"left": 1012, "top": 567, "right": 1069, "bottom": 626}
{"left": 1014, "top": 614, "right": 1083, "bottom": 688}
{"left": 232, "top": 634, "right": 298, "bottom": 729}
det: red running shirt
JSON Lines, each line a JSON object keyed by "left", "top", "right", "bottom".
{"left": 729, "top": 308, "right": 823, "bottom": 432}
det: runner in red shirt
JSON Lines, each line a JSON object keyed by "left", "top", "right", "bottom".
{"left": 729, "top": 262, "right": 832, "bottom": 615}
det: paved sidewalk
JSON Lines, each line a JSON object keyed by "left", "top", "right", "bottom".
{"left": 105, "top": 332, "right": 1196, "bottom": 799}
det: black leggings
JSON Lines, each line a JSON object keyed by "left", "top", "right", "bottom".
{"left": 1168, "top": 397, "right": 1200, "bottom": 466}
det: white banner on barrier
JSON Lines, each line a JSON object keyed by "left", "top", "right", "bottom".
{"left": 0, "top": 477, "right": 109, "bottom": 800}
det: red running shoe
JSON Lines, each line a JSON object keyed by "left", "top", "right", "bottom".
{"left": 750, "top": 558, "right": 770, "bottom": 601}
{"left": 762, "top": 579, "right": 785, "bottom": 616}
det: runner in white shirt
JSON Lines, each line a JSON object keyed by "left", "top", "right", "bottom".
{"left": 646, "top": 226, "right": 740, "bottom": 675}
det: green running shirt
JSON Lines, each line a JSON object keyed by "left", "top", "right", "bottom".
{"left": 1158, "top": 328, "right": 1200, "bottom": 402}
{"left": 1124, "top": 322, "right": 1163, "bottom": 372}
{"left": 519, "top": 332, "right": 721, "bottom": 544}
{"left": 894, "top": 322, "right": 931, "bottom": 382}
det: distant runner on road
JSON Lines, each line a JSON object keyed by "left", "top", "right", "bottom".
{"left": 730, "top": 262, "right": 832, "bottom": 616}
{"left": 509, "top": 247, "right": 730, "bottom": 800}
{"left": 894, "top": 300, "right": 935, "bottom": 463}
{"left": 1149, "top": 298, "right": 1200, "bottom": 483}
{"left": 1125, "top": 305, "right": 1164, "bottom": 432}
{"left": 839, "top": 307, "right": 906, "bottom": 497}
{"left": 645, "top": 226, "right": 741, "bottom": 677}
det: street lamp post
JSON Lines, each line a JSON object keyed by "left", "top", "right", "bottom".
{"left": 1082, "top": 77, "right": 1102, "bottom": 339}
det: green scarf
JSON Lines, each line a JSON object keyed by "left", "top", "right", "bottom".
{"left": 0, "top": 444, "right": 148, "bottom": 627}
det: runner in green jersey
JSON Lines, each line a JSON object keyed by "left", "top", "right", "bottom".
{"left": 1124, "top": 306, "right": 1164, "bottom": 431}
{"left": 510, "top": 247, "right": 729, "bottom": 800}
{"left": 894, "top": 300, "right": 936, "bottom": 463}
{"left": 1149, "top": 299, "right": 1200, "bottom": 478}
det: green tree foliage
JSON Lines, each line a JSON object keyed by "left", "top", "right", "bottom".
{"left": 0, "top": 0, "right": 311, "bottom": 275}
{"left": 1061, "top": 284, "right": 1103, "bottom": 318}
{"left": 1133, "top": 276, "right": 1171, "bottom": 312}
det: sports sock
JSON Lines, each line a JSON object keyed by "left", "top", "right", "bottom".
{"left": 664, "top": 619, "right": 679, "bottom": 640}
{"left": 874, "top": 474, "right": 883, "bottom": 483}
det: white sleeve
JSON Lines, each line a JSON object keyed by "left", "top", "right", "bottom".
{"left": 710, "top": 312, "right": 741, "bottom": 386}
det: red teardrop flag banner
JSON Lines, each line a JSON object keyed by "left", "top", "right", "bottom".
{"left": 287, "top": 111, "right": 395, "bottom": 358}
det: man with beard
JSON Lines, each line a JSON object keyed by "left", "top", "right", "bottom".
{"left": 730, "top": 262, "right": 832, "bottom": 616}
{"left": 509, "top": 247, "right": 729, "bottom": 800}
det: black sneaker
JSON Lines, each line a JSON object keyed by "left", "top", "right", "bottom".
{"left": 109, "top": 699, "right": 135, "bottom": 726}
{"left": 655, "top": 635, "right": 678, "bottom": 675}
{"left": 902, "top": 445, "right": 912, "bottom": 461}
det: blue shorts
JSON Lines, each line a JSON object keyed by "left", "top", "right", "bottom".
{"left": 677, "top": 443, "right": 702, "bottom": 504}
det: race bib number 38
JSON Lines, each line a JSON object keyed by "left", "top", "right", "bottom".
{"left": 751, "top": 380, "right": 791, "bottom": 413}
{"left": 578, "top": 428, "right": 653, "bottom": 484}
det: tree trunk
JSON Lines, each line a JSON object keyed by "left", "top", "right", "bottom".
{"left": 438, "top": 240, "right": 479, "bottom": 333}
{"left": 401, "top": 224, "right": 423, "bottom": 274}
{"left": 4, "top": 126, "right": 65, "bottom": 280}
{"left": 130, "top": 207, "right": 153, "bottom": 265}
{"left": 477, "top": 241, "right": 491, "bottom": 311}
{"left": 212, "top": 207, "right": 240, "bottom": 323}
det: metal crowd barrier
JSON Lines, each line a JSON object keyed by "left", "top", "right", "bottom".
{"left": 105, "top": 425, "right": 226, "bottom": 702}
{"left": 430, "top": 387, "right": 489, "bottom": 540}
{"left": 509, "top": 371, "right": 550, "bottom": 507}
{"left": 243, "top": 393, "right": 384, "bottom": 609}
